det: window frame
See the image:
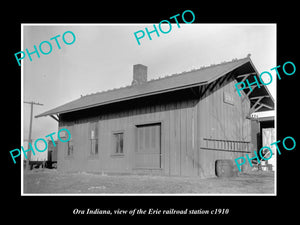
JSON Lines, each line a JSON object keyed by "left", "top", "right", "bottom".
{"left": 63, "top": 126, "right": 74, "bottom": 159}
{"left": 67, "top": 139, "right": 74, "bottom": 156}
{"left": 89, "top": 121, "right": 99, "bottom": 157}
{"left": 111, "top": 130, "right": 125, "bottom": 157}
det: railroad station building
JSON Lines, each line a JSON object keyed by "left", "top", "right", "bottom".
{"left": 36, "top": 56, "right": 274, "bottom": 177}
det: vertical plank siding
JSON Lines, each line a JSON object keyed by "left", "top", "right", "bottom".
{"left": 58, "top": 77, "right": 251, "bottom": 177}
{"left": 197, "top": 78, "right": 251, "bottom": 177}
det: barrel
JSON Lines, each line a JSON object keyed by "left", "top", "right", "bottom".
{"left": 215, "top": 159, "right": 237, "bottom": 177}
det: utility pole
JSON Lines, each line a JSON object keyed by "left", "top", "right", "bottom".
{"left": 24, "top": 101, "right": 43, "bottom": 170}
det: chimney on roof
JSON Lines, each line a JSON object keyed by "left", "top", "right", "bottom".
{"left": 132, "top": 64, "right": 147, "bottom": 85}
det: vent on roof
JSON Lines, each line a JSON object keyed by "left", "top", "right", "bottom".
{"left": 132, "top": 64, "right": 147, "bottom": 85}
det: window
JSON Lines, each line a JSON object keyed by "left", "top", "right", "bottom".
{"left": 113, "top": 132, "right": 124, "bottom": 155}
{"left": 67, "top": 139, "right": 74, "bottom": 156}
{"left": 64, "top": 126, "right": 73, "bottom": 157}
{"left": 89, "top": 122, "right": 99, "bottom": 156}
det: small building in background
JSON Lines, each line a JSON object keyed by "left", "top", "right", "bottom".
{"left": 251, "top": 115, "right": 275, "bottom": 171}
{"left": 22, "top": 139, "right": 58, "bottom": 169}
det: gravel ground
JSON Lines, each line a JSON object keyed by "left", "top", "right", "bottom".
{"left": 23, "top": 169, "right": 275, "bottom": 194}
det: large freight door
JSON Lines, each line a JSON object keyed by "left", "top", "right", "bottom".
{"left": 135, "top": 123, "right": 161, "bottom": 168}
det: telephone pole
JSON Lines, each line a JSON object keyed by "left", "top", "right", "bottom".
{"left": 24, "top": 101, "right": 43, "bottom": 170}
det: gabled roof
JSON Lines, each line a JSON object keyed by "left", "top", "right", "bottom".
{"left": 36, "top": 56, "right": 275, "bottom": 118}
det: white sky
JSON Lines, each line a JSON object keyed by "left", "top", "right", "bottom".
{"left": 22, "top": 24, "right": 276, "bottom": 160}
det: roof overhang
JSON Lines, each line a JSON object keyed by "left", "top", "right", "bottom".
{"left": 35, "top": 57, "right": 275, "bottom": 119}
{"left": 232, "top": 59, "right": 275, "bottom": 113}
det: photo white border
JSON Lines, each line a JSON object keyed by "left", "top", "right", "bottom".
{"left": 20, "top": 23, "right": 277, "bottom": 197}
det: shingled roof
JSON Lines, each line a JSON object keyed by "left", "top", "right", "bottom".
{"left": 36, "top": 56, "right": 274, "bottom": 118}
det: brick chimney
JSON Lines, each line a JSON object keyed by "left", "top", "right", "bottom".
{"left": 132, "top": 64, "right": 147, "bottom": 85}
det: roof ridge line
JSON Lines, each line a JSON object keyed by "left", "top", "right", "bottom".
{"left": 80, "top": 56, "right": 250, "bottom": 99}
{"left": 143, "top": 56, "right": 250, "bottom": 84}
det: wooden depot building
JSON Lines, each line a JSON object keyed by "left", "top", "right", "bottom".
{"left": 36, "top": 56, "right": 274, "bottom": 177}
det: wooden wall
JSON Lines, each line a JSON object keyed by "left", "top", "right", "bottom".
{"left": 197, "top": 77, "right": 252, "bottom": 177}
{"left": 57, "top": 77, "right": 252, "bottom": 177}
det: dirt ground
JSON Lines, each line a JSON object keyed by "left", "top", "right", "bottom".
{"left": 23, "top": 169, "right": 275, "bottom": 194}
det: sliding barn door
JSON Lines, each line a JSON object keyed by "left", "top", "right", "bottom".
{"left": 135, "top": 123, "right": 161, "bottom": 168}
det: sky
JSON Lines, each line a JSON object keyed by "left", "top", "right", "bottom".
{"left": 22, "top": 24, "right": 276, "bottom": 160}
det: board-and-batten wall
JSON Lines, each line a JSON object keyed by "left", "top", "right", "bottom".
{"left": 198, "top": 78, "right": 251, "bottom": 177}
{"left": 57, "top": 96, "right": 199, "bottom": 176}
{"left": 57, "top": 78, "right": 251, "bottom": 177}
